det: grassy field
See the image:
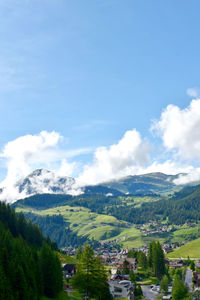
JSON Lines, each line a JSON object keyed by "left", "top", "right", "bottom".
{"left": 16, "top": 205, "right": 200, "bottom": 249}
{"left": 167, "top": 238, "right": 200, "bottom": 258}
{"left": 119, "top": 195, "right": 161, "bottom": 208}
{"left": 170, "top": 225, "right": 199, "bottom": 243}
{"left": 16, "top": 205, "right": 134, "bottom": 241}
{"left": 58, "top": 253, "right": 77, "bottom": 264}
{"left": 107, "top": 226, "right": 144, "bottom": 248}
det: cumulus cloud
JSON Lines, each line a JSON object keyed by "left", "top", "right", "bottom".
{"left": 3, "top": 96, "right": 200, "bottom": 201}
{"left": 0, "top": 131, "right": 84, "bottom": 202}
{"left": 0, "top": 131, "right": 61, "bottom": 184}
{"left": 151, "top": 99, "right": 200, "bottom": 184}
{"left": 187, "top": 87, "right": 200, "bottom": 98}
{"left": 77, "top": 129, "right": 150, "bottom": 186}
{"left": 57, "top": 159, "right": 78, "bottom": 177}
{"left": 152, "top": 99, "right": 200, "bottom": 160}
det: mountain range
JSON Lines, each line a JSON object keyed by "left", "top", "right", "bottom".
{"left": 2, "top": 168, "right": 191, "bottom": 201}
{"left": 11, "top": 168, "right": 200, "bottom": 250}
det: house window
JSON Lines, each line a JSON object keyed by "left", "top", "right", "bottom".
{"left": 114, "top": 287, "right": 122, "bottom": 293}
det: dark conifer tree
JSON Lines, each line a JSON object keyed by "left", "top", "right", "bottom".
{"left": 149, "top": 241, "right": 166, "bottom": 279}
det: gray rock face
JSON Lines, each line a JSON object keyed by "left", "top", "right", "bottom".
{"left": 16, "top": 168, "right": 77, "bottom": 196}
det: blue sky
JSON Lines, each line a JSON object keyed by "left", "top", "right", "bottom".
{"left": 1, "top": 0, "right": 200, "bottom": 200}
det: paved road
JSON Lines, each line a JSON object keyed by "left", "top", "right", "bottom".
{"left": 185, "top": 268, "right": 193, "bottom": 292}
{"left": 141, "top": 285, "right": 158, "bottom": 300}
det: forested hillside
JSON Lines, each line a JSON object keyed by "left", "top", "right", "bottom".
{"left": 12, "top": 180, "right": 200, "bottom": 249}
{"left": 23, "top": 212, "right": 96, "bottom": 248}
{"left": 14, "top": 184, "right": 200, "bottom": 225}
{"left": 103, "top": 172, "right": 180, "bottom": 194}
{"left": 109, "top": 186, "right": 200, "bottom": 224}
{"left": 0, "top": 202, "right": 63, "bottom": 300}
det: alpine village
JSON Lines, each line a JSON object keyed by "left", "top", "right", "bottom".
{"left": 1, "top": 170, "right": 200, "bottom": 300}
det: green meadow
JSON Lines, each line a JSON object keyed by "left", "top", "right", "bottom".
{"left": 167, "top": 238, "right": 200, "bottom": 258}
{"left": 16, "top": 205, "right": 200, "bottom": 249}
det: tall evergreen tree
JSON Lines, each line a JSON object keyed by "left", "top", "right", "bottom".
{"left": 172, "top": 275, "right": 188, "bottom": 300}
{"left": 160, "top": 275, "right": 169, "bottom": 294}
{"left": 149, "top": 241, "right": 165, "bottom": 279}
{"left": 39, "top": 243, "right": 63, "bottom": 298}
{"left": 148, "top": 242, "right": 153, "bottom": 268}
{"left": 72, "top": 244, "right": 112, "bottom": 300}
{"left": 137, "top": 251, "right": 147, "bottom": 269}
{"left": 76, "top": 245, "right": 83, "bottom": 259}
{"left": 122, "top": 259, "right": 130, "bottom": 274}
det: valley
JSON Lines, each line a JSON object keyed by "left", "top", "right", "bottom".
{"left": 15, "top": 199, "right": 200, "bottom": 251}
{"left": 12, "top": 170, "right": 200, "bottom": 256}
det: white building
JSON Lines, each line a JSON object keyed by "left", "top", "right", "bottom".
{"left": 109, "top": 280, "right": 134, "bottom": 300}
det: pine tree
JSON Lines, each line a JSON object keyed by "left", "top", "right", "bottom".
{"left": 137, "top": 251, "right": 147, "bottom": 269}
{"left": 122, "top": 259, "right": 129, "bottom": 274}
{"left": 0, "top": 264, "right": 13, "bottom": 300}
{"left": 76, "top": 245, "right": 83, "bottom": 259}
{"left": 148, "top": 242, "right": 153, "bottom": 268}
{"left": 72, "top": 244, "right": 112, "bottom": 300}
{"left": 160, "top": 275, "right": 169, "bottom": 294}
{"left": 39, "top": 243, "right": 63, "bottom": 298}
{"left": 172, "top": 275, "right": 188, "bottom": 300}
{"left": 149, "top": 241, "right": 165, "bottom": 279}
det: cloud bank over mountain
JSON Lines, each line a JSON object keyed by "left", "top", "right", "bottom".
{"left": 1, "top": 98, "right": 200, "bottom": 202}
{"left": 77, "top": 129, "right": 150, "bottom": 186}
{"left": 0, "top": 131, "right": 86, "bottom": 202}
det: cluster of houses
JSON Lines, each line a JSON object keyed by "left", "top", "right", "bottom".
{"left": 136, "top": 221, "right": 197, "bottom": 239}
{"left": 62, "top": 244, "right": 200, "bottom": 300}
{"left": 61, "top": 239, "right": 121, "bottom": 257}
{"left": 61, "top": 246, "right": 77, "bottom": 256}
{"left": 108, "top": 257, "right": 137, "bottom": 299}
{"left": 62, "top": 253, "right": 137, "bottom": 299}
{"left": 162, "top": 242, "right": 185, "bottom": 254}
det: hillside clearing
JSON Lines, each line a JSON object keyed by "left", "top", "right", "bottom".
{"left": 167, "top": 238, "right": 200, "bottom": 258}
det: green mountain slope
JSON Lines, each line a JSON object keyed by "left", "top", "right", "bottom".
{"left": 102, "top": 172, "right": 182, "bottom": 195}
{"left": 107, "top": 184, "right": 200, "bottom": 224}
{"left": 167, "top": 238, "right": 200, "bottom": 258}
{"left": 12, "top": 173, "right": 200, "bottom": 249}
{"left": 15, "top": 201, "right": 200, "bottom": 249}
{"left": 15, "top": 204, "right": 132, "bottom": 241}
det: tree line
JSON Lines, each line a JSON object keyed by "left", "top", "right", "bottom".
{"left": 23, "top": 212, "right": 89, "bottom": 248}
{"left": 13, "top": 186, "right": 200, "bottom": 225}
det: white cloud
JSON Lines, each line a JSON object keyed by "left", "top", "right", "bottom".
{"left": 3, "top": 96, "right": 200, "bottom": 201}
{"left": 1, "top": 130, "right": 60, "bottom": 181}
{"left": 57, "top": 159, "right": 77, "bottom": 177}
{"left": 152, "top": 99, "right": 200, "bottom": 160}
{"left": 77, "top": 129, "right": 150, "bottom": 186}
{"left": 173, "top": 168, "right": 200, "bottom": 185}
{"left": 187, "top": 87, "right": 200, "bottom": 98}
{"left": 0, "top": 131, "right": 85, "bottom": 202}
{"left": 141, "top": 160, "right": 194, "bottom": 176}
